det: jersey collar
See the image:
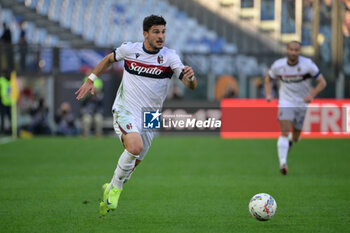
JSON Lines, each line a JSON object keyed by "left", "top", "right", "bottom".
{"left": 143, "top": 43, "right": 160, "bottom": 54}
{"left": 287, "top": 59, "right": 299, "bottom": 67}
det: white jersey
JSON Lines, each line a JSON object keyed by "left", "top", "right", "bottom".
{"left": 112, "top": 42, "right": 184, "bottom": 117}
{"left": 268, "top": 56, "right": 321, "bottom": 106}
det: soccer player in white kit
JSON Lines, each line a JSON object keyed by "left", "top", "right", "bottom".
{"left": 265, "top": 41, "right": 326, "bottom": 175}
{"left": 75, "top": 15, "right": 197, "bottom": 215}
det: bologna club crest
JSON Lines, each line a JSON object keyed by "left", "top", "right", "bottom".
{"left": 126, "top": 123, "right": 132, "bottom": 130}
{"left": 157, "top": 55, "right": 163, "bottom": 64}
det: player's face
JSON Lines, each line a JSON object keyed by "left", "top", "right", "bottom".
{"left": 144, "top": 25, "right": 166, "bottom": 51}
{"left": 286, "top": 42, "right": 301, "bottom": 64}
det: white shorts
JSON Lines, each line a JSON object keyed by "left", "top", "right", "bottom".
{"left": 113, "top": 110, "right": 154, "bottom": 160}
{"left": 278, "top": 101, "right": 307, "bottom": 130}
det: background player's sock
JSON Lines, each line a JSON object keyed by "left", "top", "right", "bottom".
{"left": 277, "top": 136, "right": 289, "bottom": 167}
{"left": 288, "top": 132, "right": 294, "bottom": 150}
{"left": 111, "top": 149, "right": 139, "bottom": 190}
{"left": 288, "top": 132, "right": 293, "bottom": 143}
{"left": 288, "top": 132, "right": 301, "bottom": 143}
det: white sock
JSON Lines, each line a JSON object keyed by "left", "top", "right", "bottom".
{"left": 123, "top": 166, "right": 136, "bottom": 184}
{"left": 111, "top": 149, "right": 139, "bottom": 190}
{"left": 277, "top": 136, "right": 289, "bottom": 167}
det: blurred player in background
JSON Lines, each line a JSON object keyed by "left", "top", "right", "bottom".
{"left": 75, "top": 15, "right": 197, "bottom": 216}
{"left": 0, "top": 70, "right": 11, "bottom": 134}
{"left": 81, "top": 74, "right": 104, "bottom": 137}
{"left": 55, "top": 102, "right": 79, "bottom": 136}
{"left": 265, "top": 41, "right": 327, "bottom": 175}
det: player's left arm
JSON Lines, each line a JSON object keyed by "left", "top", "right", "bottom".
{"left": 170, "top": 52, "right": 196, "bottom": 90}
{"left": 304, "top": 74, "right": 327, "bottom": 103}
{"left": 181, "top": 66, "right": 197, "bottom": 90}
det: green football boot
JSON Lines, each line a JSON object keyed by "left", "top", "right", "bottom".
{"left": 99, "top": 183, "right": 122, "bottom": 216}
{"left": 99, "top": 201, "right": 109, "bottom": 216}
{"left": 99, "top": 183, "right": 110, "bottom": 216}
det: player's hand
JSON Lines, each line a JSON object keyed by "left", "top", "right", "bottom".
{"left": 266, "top": 94, "right": 273, "bottom": 102}
{"left": 304, "top": 89, "right": 315, "bottom": 103}
{"left": 304, "top": 95, "right": 313, "bottom": 103}
{"left": 75, "top": 79, "right": 95, "bottom": 100}
{"left": 182, "top": 66, "right": 194, "bottom": 80}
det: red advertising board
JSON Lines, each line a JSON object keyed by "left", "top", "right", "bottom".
{"left": 221, "top": 99, "right": 350, "bottom": 138}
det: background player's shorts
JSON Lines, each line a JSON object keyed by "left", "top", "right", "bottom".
{"left": 278, "top": 101, "right": 307, "bottom": 130}
{"left": 113, "top": 110, "right": 154, "bottom": 160}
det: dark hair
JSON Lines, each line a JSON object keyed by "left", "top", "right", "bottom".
{"left": 143, "top": 15, "right": 166, "bottom": 32}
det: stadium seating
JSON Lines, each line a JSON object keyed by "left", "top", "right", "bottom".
{"left": 0, "top": 0, "right": 270, "bottom": 77}
{"left": 13, "top": 0, "right": 238, "bottom": 54}
{"left": 0, "top": 4, "right": 60, "bottom": 46}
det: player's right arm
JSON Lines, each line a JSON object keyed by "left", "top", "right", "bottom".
{"left": 264, "top": 74, "right": 273, "bottom": 102}
{"left": 76, "top": 42, "right": 130, "bottom": 100}
{"left": 265, "top": 61, "right": 278, "bottom": 102}
{"left": 75, "top": 53, "right": 115, "bottom": 100}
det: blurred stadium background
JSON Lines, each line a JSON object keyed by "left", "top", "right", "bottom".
{"left": 1, "top": 1, "right": 350, "bottom": 232}
{"left": 0, "top": 0, "right": 349, "bottom": 136}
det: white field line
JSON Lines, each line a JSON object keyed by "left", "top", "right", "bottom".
{"left": 0, "top": 137, "right": 15, "bottom": 145}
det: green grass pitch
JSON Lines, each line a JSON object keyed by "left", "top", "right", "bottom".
{"left": 0, "top": 137, "right": 349, "bottom": 233}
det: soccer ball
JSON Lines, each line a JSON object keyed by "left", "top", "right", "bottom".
{"left": 248, "top": 193, "right": 277, "bottom": 221}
